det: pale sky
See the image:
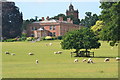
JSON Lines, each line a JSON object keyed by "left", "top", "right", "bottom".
{"left": 13, "top": 1, "right": 101, "bottom": 20}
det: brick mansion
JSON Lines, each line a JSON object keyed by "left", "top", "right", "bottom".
{"left": 26, "top": 4, "right": 82, "bottom": 38}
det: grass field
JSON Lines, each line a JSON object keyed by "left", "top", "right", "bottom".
{"left": 2, "top": 40, "right": 119, "bottom": 78}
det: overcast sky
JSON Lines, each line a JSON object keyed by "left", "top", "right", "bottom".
{"left": 13, "top": 1, "right": 101, "bottom": 20}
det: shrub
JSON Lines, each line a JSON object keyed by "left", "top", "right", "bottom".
{"left": 45, "top": 36, "right": 52, "bottom": 40}
{"left": 57, "top": 36, "right": 62, "bottom": 40}
{"left": 5, "top": 39, "right": 17, "bottom": 42}
{"left": 26, "top": 37, "right": 35, "bottom": 41}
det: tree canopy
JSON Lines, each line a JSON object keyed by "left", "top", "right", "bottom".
{"left": 80, "top": 12, "right": 99, "bottom": 28}
{"left": 99, "top": 2, "right": 120, "bottom": 45}
{"left": 91, "top": 20, "right": 104, "bottom": 37}
{"left": 61, "top": 28, "right": 101, "bottom": 57}
{"left": 2, "top": 2, "right": 23, "bottom": 39}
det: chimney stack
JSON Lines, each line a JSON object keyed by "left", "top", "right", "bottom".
{"left": 67, "top": 18, "right": 71, "bottom": 23}
{"left": 42, "top": 17, "right": 44, "bottom": 21}
{"left": 67, "top": 18, "right": 73, "bottom": 23}
{"left": 59, "top": 16, "right": 63, "bottom": 22}
{"left": 46, "top": 16, "right": 49, "bottom": 20}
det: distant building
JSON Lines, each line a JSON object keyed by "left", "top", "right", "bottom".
{"left": 26, "top": 4, "right": 81, "bottom": 38}
{"left": 27, "top": 17, "right": 80, "bottom": 38}
{"left": 66, "top": 4, "right": 79, "bottom": 19}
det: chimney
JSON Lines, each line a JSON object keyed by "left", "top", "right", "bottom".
{"left": 67, "top": 18, "right": 73, "bottom": 24}
{"left": 46, "top": 16, "right": 49, "bottom": 20}
{"left": 71, "top": 20, "right": 73, "bottom": 24}
{"left": 59, "top": 17, "right": 63, "bottom": 22}
{"left": 67, "top": 18, "right": 71, "bottom": 23}
{"left": 42, "top": 17, "right": 44, "bottom": 21}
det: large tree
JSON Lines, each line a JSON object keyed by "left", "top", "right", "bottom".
{"left": 61, "top": 28, "right": 101, "bottom": 57}
{"left": 99, "top": 2, "right": 120, "bottom": 45}
{"left": 80, "top": 12, "right": 99, "bottom": 28}
{"left": 2, "top": 1, "right": 23, "bottom": 39}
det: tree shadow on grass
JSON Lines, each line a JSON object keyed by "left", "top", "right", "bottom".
{"left": 93, "top": 56, "right": 116, "bottom": 58}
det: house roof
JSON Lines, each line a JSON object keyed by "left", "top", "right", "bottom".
{"left": 40, "top": 19, "right": 71, "bottom": 24}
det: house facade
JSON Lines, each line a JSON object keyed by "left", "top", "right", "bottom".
{"left": 26, "top": 17, "right": 80, "bottom": 38}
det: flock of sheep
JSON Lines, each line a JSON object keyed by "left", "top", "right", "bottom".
{"left": 4, "top": 42, "right": 120, "bottom": 64}
{"left": 74, "top": 57, "right": 120, "bottom": 64}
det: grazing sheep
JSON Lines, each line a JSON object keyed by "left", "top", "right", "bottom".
{"left": 116, "top": 57, "right": 120, "bottom": 61}
{"left": 58, "top": 51, "right": 62, "bottom": 54}
{"left": 104, "top": 58, "right": 110, "bottom": 62}
{"left": 82, "top": 59, "right": 87, "bottom": 62}
{"left": 11, "top": 53, "right": 15, "bottom": 56}
{"left": 54, "top": 52, "right": 57, "bottom": 54}
{"left": 28, "top": 53, "right": 34, "bottom": 55}
{"left": 87, "top": 58, "right": 94, "bottom": 64}
{"left": 5, "top": 51, "right": 10, "bottom": 55}
{"left": 49, "top": 43, "right": 52, "bottom": 46}
{"left": 74, "top": 59, "right": 78, "bottom": 62}
{"left": 54, "top": 51, "right": 62, "bottom": 54}
{"left": 36, "top": 60, "right": 39, "bottom": 64}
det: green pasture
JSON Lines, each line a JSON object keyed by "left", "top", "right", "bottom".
{"left": 2, "top": 40, "right": 119, "bottom": 78}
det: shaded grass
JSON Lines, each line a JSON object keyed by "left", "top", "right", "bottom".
{"left": 1, "top": 40, "right": 118, "bottom": 78}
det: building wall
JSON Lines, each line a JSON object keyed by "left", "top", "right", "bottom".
{"left": 40, "top": 23, "right": 60, "bottom": 37}
{"left": 26, "top": 22, "right": 41, "bottom": 37}
{"left": 60, "top": 23, "right": 80, "bottom": 36}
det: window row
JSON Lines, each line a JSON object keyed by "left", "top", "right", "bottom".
{"left": 50, "top": 26, "right": 56, "bottom": 30}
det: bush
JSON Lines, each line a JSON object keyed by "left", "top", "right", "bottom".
{"left": 45, "top": 36, "right": 52, "bottom": 40}
{"left": 57, "top": 36, "right": 62, "bottom": 40}
{"left": 4, "top": 39, "right": 17, "bottom": 42}
{"left": 26, "top": 37, "right": 35, "bottom": 41}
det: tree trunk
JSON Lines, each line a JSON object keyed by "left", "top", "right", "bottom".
{"left": 75, "top": 49, "right": 80, "bottom": 57}
{"left": 85, "top": 49, "right": 88, "bottom": 57}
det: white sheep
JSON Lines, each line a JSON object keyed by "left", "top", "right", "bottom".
{"left": 74, "top": 59, "right": 78, "bottom": 62}
{"left": 82, "top": 59, "right": 87, "bottom": 62}
{"left": 54, "top": 52, "right": 57, "bottom": 54}
{"left": 54, "top": 51, "right": 62, "bottom": 54}
{"left": 36, "top": 60, "right": 39, "bottom": 64}
{"left": 28, "top": 53, "right": 34, "bottom": 55}
{"left": 11, "top": 53, "right": 15, "bottom": 56}
{"left": 87, "top": 58, "right": 94, "bottom": 64}
{"left": 104, "top": 58, "right": 110, "bottom": 62}
{"left": 116, "top": 57, "right": 120, "bottom": 61}
{"left": 49, "top": 43, "right": 52, "bottom": 46}
{"left": 58, "top": 51, "right": 62, "bottom": 54}
{"left": 5, "top": 51, "right": 10, "bottom": 55}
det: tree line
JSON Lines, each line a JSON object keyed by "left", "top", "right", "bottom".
{"left": 2, "top": 1, "right": 120, "bottom": 47}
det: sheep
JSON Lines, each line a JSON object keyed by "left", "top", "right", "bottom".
{"left": 82, "top": 59, "right": 87, "bottom": 62}
{"left": 5, "top": 51, "right": 10, "bottom": 55}
{"left": 28, "top": 53, "right": 34, "bottom": 55}
{"left": 54, "top": 52, "right": 58, "bottom": 54}
{"left": 49, "top": 43, "right": 52, "bottom": 46}
{"left": 104, "top": 58, "right": 110, "bottom": 62}
{"left": 11, "top": 53, "right": 15, "bottom": 56}
{"left": 74, "top": 59, "right": 78, "bottom": 62}
{"left": 58, "top": 51, "right": 62, "bottom": 54}
{"left": 87, "top": 58, "right": 94, "bottom": 64}
{"left": 54, "top": 51, "right": 62, "bottom": 54}
{"left": 36, "top": 60, "right": 39, "bottom": 64}
{"left": 116, "top": 57, "right": 120, "bottom": 61}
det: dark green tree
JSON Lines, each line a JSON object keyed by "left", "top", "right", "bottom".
{"left": 99, "top": 2, "right": 120, "bottom": 45}
{"left": 61, "top": 28, "right": 101, "bottom": 57}
{"left": 2, "top": 1, "right": 23, "bottom": 39}
{"left": 80, "top": 12, "right": 99, "bottom": 28}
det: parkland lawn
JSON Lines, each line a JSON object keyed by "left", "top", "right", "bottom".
{"left": 2, "top": 40, "right": 119, "bottom": 78}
